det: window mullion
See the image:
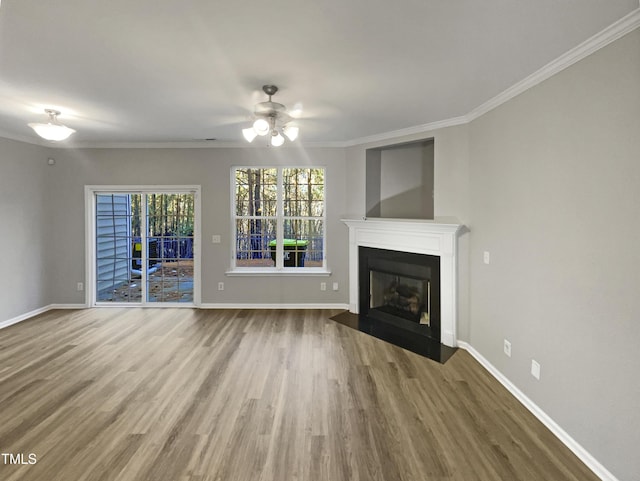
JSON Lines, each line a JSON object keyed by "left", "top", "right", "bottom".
{"left": 141, "top": 193, "right": 148, "bottom": 304}
{"left": 276, "top": 168, "right": 284, "bottom": 269}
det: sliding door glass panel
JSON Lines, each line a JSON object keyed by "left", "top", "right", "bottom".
{"left": 146, "top": 193, "right": 195, "bottom": 303}
{"left": 95, "top": 194, "right": 142, "bottom": 302}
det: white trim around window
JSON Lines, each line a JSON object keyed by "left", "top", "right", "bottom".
{"left": 228, "top": 166, "right": 330, "bottom": 276}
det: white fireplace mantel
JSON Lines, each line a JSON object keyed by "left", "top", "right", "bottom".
{"left": 341, "top": 217, "right": 463, "bottom": 347}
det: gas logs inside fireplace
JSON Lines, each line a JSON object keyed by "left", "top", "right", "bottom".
{"left": 385, "top": 281, "right": 420, "bottom": 313}
{"left": 372, "top": 271, "right": 430, "bottom": 325}
{"left": 383, "top": 279, "right": 431, "bottom": 324}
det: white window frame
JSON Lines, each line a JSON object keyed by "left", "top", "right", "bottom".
{"left": 227, "top": 166, "right": 330, "bottom": 276}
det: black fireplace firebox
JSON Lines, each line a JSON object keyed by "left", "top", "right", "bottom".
{"left": 358, "top": 246, "right": 453, "bottom": 361}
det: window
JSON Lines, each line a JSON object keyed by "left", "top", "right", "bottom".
{"left": 232, "top": 167, "right": 326, "bottom": 273}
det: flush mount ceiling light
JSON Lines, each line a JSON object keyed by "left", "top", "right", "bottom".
{"left": 242, "top": 85, "right": 299, "bottom": 146}
{"left": 28, "top": 109, "right": 76, "bottom": 141}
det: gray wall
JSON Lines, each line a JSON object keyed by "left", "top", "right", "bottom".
{"left": 468, "top": 29, "right": 640, "bottom": 480}
{"left": 0, "top": 139, "right": 52, "bottom": 321}
{"left": 365, "top": 141, "right": 435, "bottom": 219}
{"left": 364, "top": 148, "right": 382, "bottom": 217}
{"left": 46, "top": 146, "right": 349, "bottom": 306}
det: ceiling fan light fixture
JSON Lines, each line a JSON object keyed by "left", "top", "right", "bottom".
{"left": 28, "top": 109, "right": 75, "bottom": 141}
{"left": 242, "top": 127, "right": 258, "bottom": 142}
{"left": 270, "top": 131, "right": 285, "bottom": 147}
{"left": 283, "top": 125, "right": 299, "bottom": 142}
{"left": 252, "top": 118, "right": 270, "bottom": 136}
{"left": 243, "top": 85, "right": 299, "bottom": 146}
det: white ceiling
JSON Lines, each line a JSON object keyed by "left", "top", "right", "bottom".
{"left": 0, "top": 0, "right": 637, "bottom": 146}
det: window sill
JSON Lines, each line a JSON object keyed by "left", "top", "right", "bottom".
{"left": 225, "top": 267, "right": 332, "bottom": 277}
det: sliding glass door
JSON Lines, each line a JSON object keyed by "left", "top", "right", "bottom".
{"left": 91, "top": 187, "right": 199, "bottom": 306}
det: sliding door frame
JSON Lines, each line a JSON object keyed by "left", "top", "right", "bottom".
{"left": 85, "top": 185, "right": 201, "bottom": 307}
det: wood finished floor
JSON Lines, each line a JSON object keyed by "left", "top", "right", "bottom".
{"left": 0, "top": 308, "right": 598, "bottom": 481}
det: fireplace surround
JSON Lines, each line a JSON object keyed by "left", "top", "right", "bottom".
{"left": 342, "top": 218, "right": 463, "bottom": 350}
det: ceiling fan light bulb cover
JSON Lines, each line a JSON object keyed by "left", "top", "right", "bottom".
{"left": 242, "top": 127, "right": 258, "bottom": 142}
{"left": 270, "top": 132, "right": 285, "bottom": 147}
{"left": 283, "top": 125, "right": 299, "bottom": 141}
{"left": 253, "top": 118, "right": 270, "bottom": 136}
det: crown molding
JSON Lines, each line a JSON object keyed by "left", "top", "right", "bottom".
{"left": 466, "top": 8, "right": 640, "bottom": 122}
{"left": 63, "top": 140, "right": 245, "bottom": 149}
{"left": 357, "top": 7, "right": 640, "bottom": 141}
{"left": 57, "top": 140, "right": 349, "bottom": 149}
{"left": 0, "top": 129, "right": 50, "bottom": 147}
{"left": 342, "top": 115, "right": 469, "bottom": 148}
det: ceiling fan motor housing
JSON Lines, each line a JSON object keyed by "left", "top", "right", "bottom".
{"left": 262, "top": 85, "right": 278, "bottom": 97}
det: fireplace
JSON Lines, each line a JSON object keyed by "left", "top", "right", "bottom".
{"left": 360, "top": 246, "right": 440, "bottom": 339}
{"left": 342, "top": 218, "right": 463, "bottom": 357}
{"left": 355, "top": 246, "right": 449, "bottom": 359}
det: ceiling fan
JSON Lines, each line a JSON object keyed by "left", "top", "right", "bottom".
{"left": 242, "top": 85, "right": 299, "bottom": 146}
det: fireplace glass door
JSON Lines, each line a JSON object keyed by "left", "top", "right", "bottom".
{"left": 370, "top": 271, "right": 431, "bottom": 325}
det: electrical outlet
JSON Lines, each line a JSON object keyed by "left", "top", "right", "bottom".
{"left": 212, "top": 235, "right": 221, "bottom": 244}
{"left": 77, "top": 282, "right": 84, "bottom": 292}
{"left": 531, "top": 360, "right": 541, "bottom": 380}
{"left": 218, "top": 282, "right": 224, "bottom": 291}
{"left": 483, "top": 251, "right": 490, "bottom": 264}
{"left": 320, "top": 282, "right": 327, "bottom": 291}
{"left": 503, "top": 339, "right": 511, "bottom": 357}
{"left": 332, "top": 282, "right": 339, "bottom": 291}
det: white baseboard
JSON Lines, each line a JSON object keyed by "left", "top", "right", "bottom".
{"left": 457, "top": 341, "right": 619, "bottom": 481}
{"left": 2, "top": 303, "right": 348, "bottom": 330}
{"left": 199, "top": 303, "right": 350, "bottom": 310}
{"left": 0, "top": 304, "right": 87, "bottom": 331}
{"left": 48, "top": 304, "right": 88, "bottom": 309}
{"left": 0, "top": 305, "right": 51, "bottom": 330}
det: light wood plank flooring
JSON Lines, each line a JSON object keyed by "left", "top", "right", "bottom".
{"left": 0, "top": 308, "right": 598, "bottom": 481}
